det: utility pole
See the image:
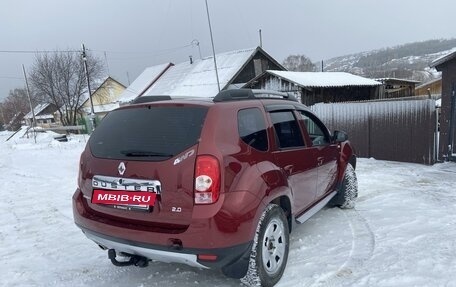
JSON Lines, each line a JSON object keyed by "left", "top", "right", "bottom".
{"left": 448, "top": 82, "right": 456, "bottom": 160}
{"left": 22, "top": 64, "right": 36, "bottom": 143}
{"left": 191, "top": 39, "right": 203, "bottom": 59}
{"left": 0, "top": 105, "right": 6, "bottom": 129}
{"left": 259, "top": 29, "right": 263, "bottom": 48}
{"left": 205, "top": 0, "right": 221, "bottom": 92}
{"left": 104, "top": 51, "right": 110, "bottom": 75}
{"left": 81, "top": 43, "right": 96, "bottom": 131}
{"left": 126, "top": 72, "right": 131, "bottom": 86}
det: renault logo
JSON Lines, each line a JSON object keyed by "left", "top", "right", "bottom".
{"left": 118, "top": 162, "right": 126, "bottom": 175}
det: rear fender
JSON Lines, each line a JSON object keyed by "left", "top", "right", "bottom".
{"left": 225, "top": 159, "right": 293, "bottom": 240}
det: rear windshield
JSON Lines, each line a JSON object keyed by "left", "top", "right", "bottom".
{"left": 89, "top": 106, "right": 208, "bottom": 161}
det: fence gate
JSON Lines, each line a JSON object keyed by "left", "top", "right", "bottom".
{"left": 311, "top": 100, "right": 437, "bottom": 165}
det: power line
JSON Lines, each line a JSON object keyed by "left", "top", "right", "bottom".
{"left": 0, "top": 50, "right": 79, "bottom": 54}
{"left": 0, "top": 76, "right": 23, "bottom": 80}
{"left": 0, "top": 42, "right": 197, "bottom": 57}
{"left": 89, "top": 43, "right": 193, "bottom": 55}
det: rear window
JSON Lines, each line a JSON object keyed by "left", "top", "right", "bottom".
{"left": 89, "top": 106, "right": 208, "bottom": 161}
{"left": 238, "top": 108, "right": 268, "bottom": 151}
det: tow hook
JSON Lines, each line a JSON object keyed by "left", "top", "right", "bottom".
{"left": 108, "top": 249, "right": 149, "bottom": 268}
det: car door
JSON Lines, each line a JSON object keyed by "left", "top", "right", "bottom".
{"left": 299, "top": 111, "right": 339, "bottom": 200}
{"left": 268, "top": 109, "right": 319, "bottom": 214}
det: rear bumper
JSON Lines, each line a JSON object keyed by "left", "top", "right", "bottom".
{"left": 79, "top": 225, "right": 252, "bottom": 275}
{"left": 73, "top": 188, "right": 256, "bottom": 273}
{"left": 83, "top": 227, "right": 207, "bottom": 268}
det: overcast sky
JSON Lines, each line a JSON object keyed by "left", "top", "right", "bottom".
{"left": 1, "top": 0, "right": 455, "bottom": 101}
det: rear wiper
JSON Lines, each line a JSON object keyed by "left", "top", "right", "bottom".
{"left": 120, "top": 150, "right": 174, "bottom": 157}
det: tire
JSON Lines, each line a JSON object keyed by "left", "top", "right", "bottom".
{"left": 241, "top": 204, "right": 289, "bottom": 287}
{"left": 329, "top": 163, "right": 358, "bottom": 209}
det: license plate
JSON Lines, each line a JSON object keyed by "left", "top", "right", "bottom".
{"left": 92, "top": 190, "right": 157, "bottom": 211}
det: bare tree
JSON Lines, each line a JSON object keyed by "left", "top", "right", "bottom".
{"left": 0, "top": 88, "right": 34, "bottom": 129}
{"left": 29, "top": 50, "right": 104, "bottom": 126}
{"left": 282, "top": 54, "right": 316, "bottom": 72}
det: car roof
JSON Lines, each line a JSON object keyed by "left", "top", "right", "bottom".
{"left": 117, "top": 89, "right": 310, "bottom": 112}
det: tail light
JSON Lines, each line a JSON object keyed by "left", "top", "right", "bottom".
{"left": 194, "top": 155, "right": 220, "bottom": 204}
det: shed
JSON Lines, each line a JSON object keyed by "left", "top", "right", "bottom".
{"left": 244, "top": 71, "right": 381, "bottom": 106}
{"left": 375, "top": 78, "right": 421, "bottom": 99}
{"left": 431, "top": 50, "right": 456, "bottom": 161}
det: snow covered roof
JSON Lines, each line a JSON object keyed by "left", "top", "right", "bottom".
{"left": 24, "top": 103, "right": 53, "bottom": 119}
{"left": 117, "top": 63, "right": 172, "bottom": 103}
{"left": 265, "top": 71, "right": 382, "bottom": 88}
{"left": 82, "top": 102, "right": 120, "bottom": 114}
{"left": 430, "top": 48, "right": 456, "bottom": 68}
{"left": 34, "top": 114, "right": 54, "bottom": 120}
{"left": 375, "top": 78, "right": 421, "bottom": 84}
{"left": 415, "top": 77, "right": 442, "bottom": 89}
{"left": 141, "top": 48, "right": 259, "bottom": 99}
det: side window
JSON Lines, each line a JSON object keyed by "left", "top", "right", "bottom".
{"left": 299, "top": 111, "right": 330, "bottom": 146}
{"left": 270, "top": 111, "right": 305, "bottom": 149}
{"left": 238, "top": 108, "right": 268, "bottom": 151}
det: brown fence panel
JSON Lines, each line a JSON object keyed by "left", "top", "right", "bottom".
{"left": 311, "top": 100, "right": 436, "bottom": 165}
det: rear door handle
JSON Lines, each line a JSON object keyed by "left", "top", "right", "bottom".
{"left": 317, "top": 157, "right": 324, "bottom": 166}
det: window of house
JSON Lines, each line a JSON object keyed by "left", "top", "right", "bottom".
{"left": 270, "top": 111, "right": 304, "bottom": 149}
{"left": 237, "top": 108, "right": 268, "bottom": 151}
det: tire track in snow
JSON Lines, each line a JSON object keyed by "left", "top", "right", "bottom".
{"left": 310, "top": 208, "right": 375, "bottom": 287}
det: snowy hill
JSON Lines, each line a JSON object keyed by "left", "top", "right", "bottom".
{"left": 323, "top": 39, "right": 456, "bottom": 82}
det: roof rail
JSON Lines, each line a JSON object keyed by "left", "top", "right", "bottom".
{"left": 213, "top": 89, "right": 298, "bottom": 102}
{"left": 131, "top": 95, "right": 172, "bottom": 104}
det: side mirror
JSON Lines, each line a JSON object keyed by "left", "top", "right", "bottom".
{"left": 333, "top": 130, "right": 348, "bottom": 143}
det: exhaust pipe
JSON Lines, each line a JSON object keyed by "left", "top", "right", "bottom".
{"left": 108, "top": 249, "right": 149, "bottom": 268}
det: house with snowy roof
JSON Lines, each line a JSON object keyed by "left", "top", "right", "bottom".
{"left": 244, "top": 70, "right": 382, "bottom": 106}
{"left": 23, "top": 103, "right": 58, "bottom": 127}
{"left": 80, "top": 76, "right": 126, "bottom": 118}
{"left": 117, "top": 47, "right": 285, "bottom": 104}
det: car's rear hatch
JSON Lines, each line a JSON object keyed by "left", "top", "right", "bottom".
{"left": 80, "top": 103, "right": 209, "bottom": 230}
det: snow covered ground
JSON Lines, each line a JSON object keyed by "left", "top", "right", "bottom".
{"left": 1, "top": 130, "right": 456, "bottom": 287}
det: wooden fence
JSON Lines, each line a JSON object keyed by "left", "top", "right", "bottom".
{"left": 311, "top": 99, "right": 437, "bottom": 165}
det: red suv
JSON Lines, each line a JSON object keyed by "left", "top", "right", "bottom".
{"left": 73, "top": 89, "right": 357, "bottom": 287}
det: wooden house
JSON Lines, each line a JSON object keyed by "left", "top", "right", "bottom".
{"left": 244, "top": 71, "right": 382, "bottom": 106}
{"left": 376, "top": 78, "right": 421, "bottom": 99}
